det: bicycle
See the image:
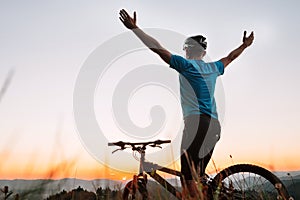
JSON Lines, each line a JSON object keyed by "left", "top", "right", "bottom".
{"left": 108, "top": 140, "right": 292, "bottom": 200}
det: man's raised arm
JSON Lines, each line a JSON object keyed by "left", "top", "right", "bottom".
{"left": 220, "top": 31, "right": 254, "bottom": 68}
{"left": 119, "top": 9, "right": 171, "bottom": 64}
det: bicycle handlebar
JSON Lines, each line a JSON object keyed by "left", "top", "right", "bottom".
{"left": 108, "top": 140, "right": 171, "bottom": 152}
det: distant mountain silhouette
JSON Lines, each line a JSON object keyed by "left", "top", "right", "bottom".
{"left": 0, "top": 178, "right": 122, "bottom": 199}
{"left": 1, "top": 172, "right": 299, "bottom": 199}
{"left": 46, "top": 186, "right": 97, "bottom": 200}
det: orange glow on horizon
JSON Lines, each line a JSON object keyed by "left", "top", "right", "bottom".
{"left": 0, "top": 149, "right": 299, "bottom": 180}
{"left": 1, "top": 160, "right": 299, "bottom": 181}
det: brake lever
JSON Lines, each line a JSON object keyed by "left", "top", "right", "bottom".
{"left": 112, "top": 146, "right": 127, "bottom": 154}
{"left": 112, "top": 148, "right": 122, "bottom": 154}
{"left": 150, "top": 144, "right": 162, "bottom": 149}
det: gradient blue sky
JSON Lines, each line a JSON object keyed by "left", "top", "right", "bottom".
{"left": 0, "top": 0, "right": 300, "bottom": 179}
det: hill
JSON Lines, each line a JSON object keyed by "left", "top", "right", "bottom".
{"left": 1, "top": 172, "right": 300, "bottom": 199}
{"left": 0, "top": 178, "right": 122, "bottom": 199}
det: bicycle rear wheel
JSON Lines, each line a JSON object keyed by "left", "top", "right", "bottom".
{"left": 123, "top": 178, "right": 148, "bottom": 200}
{"left": 212, "top": 164, "right": 291, "bottom": 200}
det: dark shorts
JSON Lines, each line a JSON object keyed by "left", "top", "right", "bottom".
{"left": 180, "top": 114, "right": 221, "bottom": 180}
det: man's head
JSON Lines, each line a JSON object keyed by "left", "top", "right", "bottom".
{"left": 183, "top": 35, "right": 207, "bottom": 59}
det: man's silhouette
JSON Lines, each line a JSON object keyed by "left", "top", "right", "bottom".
{"left": 119, "top": 9, "right": 254, "bottom": 198}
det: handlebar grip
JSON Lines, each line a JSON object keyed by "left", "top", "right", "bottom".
{"left": 108, "top": 141, "right": 126, "bottom": 147}
{"left": 155, "top": 139, "right": 171, "bottom": 144}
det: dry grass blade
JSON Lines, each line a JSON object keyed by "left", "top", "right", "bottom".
{"left": 0, "top": 69, "right": 14, "bottom": 103}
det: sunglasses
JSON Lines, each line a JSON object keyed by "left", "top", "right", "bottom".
{"left": 183, "top": 44, "right": 196, "bottom": 50}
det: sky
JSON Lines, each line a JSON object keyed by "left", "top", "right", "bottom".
{"left": 0, "top": 0, "right": 300, "bottom": 181}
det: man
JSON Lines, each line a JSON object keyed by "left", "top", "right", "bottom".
{"left": 119, "top": 9, "right": 254, "bottom": 198}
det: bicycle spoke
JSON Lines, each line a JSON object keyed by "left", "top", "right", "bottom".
{"left": 213, "top": 164, "right": 291, "bottom": 200}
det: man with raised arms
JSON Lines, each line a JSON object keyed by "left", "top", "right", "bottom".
{"left": 119, "top": 9, "right": 254, "bottom": 199}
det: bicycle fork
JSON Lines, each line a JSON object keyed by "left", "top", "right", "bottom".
{"left": 132, "top": 149, "right": 181, "bottom": 199}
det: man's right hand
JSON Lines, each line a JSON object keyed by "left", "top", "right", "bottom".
{"left": 119, "top": 9, "right": 137, "bottom": 30}
{"left": 243, "top": 31, "right": 254, "bottom": 47}
{"left": 118, "top": 8, "right": 171, "bottom": 64}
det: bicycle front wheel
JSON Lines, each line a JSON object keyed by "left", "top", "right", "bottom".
{"left": 213, "top": 164, "right": 291, "bottom": 200}
{"left": 123, "top": 178, "right": 148, "bottom": 200}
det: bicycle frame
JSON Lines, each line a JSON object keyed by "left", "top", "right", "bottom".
{"left": 109, "top": 140, "right": 292, "bottom": 200}
{"left": 137, "top": 148, "right": 182, "bottom": 199}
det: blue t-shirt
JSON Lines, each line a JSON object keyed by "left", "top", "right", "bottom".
{"left": 170, "top": 54, "right": 224, "bottom": 119}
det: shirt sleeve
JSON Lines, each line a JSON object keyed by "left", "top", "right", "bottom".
{"left": 214, "top": 60, "right": 225, "bottom": 75}
{"left": 169, "top": 54, "right": 190, "bottom": 73}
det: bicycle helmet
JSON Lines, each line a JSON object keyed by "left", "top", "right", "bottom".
{"left": 183, "top": 35, "right": 207, "bottom": 50}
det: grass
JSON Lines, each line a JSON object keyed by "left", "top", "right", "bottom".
{"left": 0, "top": 153, "right": 296, "bottom": 199}
{"left": 0, "top": 71, "right": 296, "bottom": 199}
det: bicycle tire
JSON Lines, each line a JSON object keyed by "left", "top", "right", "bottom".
{"left": 212, "top": 164, "right": 292, "bottom": 200}
{"left": 123, "top": 178, "right": 148, "bottom": 200}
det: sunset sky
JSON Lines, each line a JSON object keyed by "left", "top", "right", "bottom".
{"left": 1, "top": 0, "right": 300, "bottom": 181}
